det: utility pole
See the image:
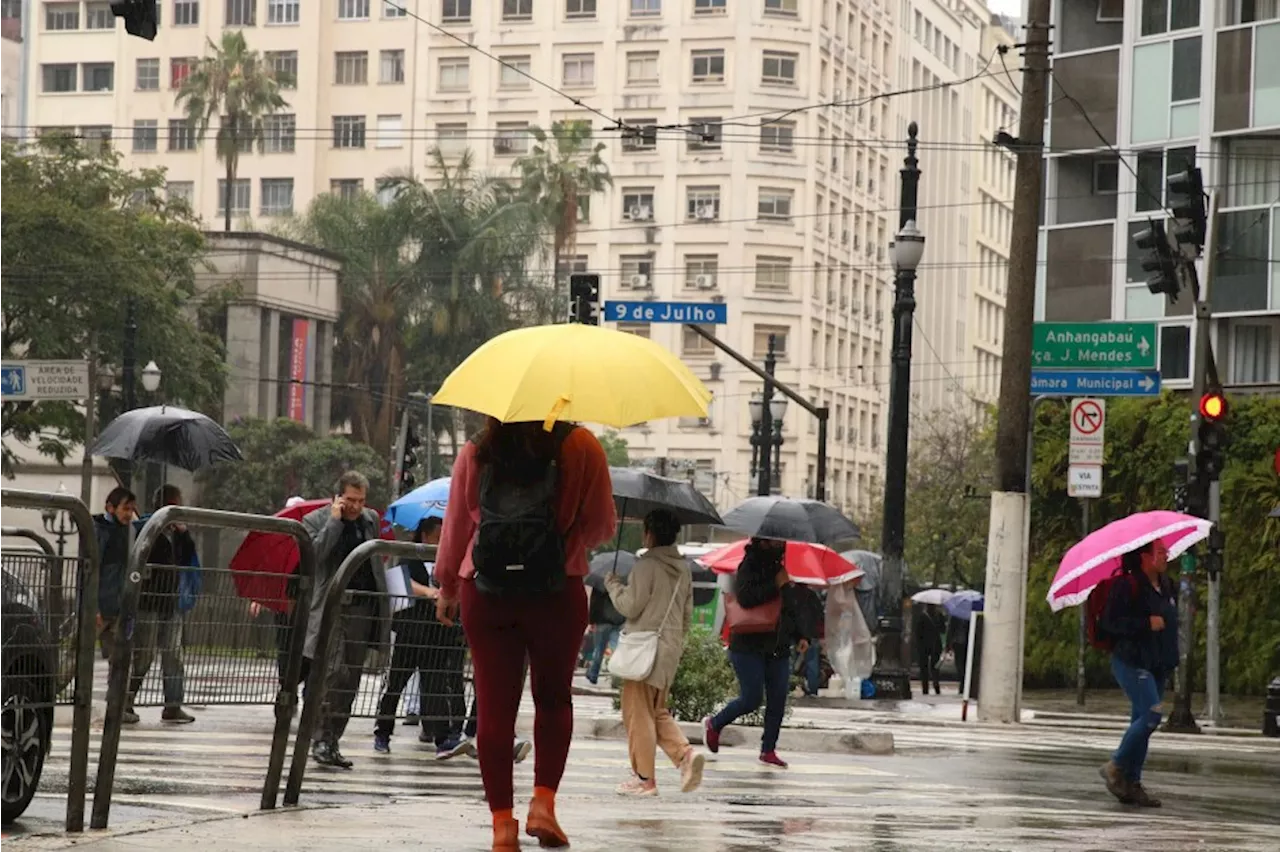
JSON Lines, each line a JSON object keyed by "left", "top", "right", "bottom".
{"left": 118, "top": 298, "right": 138, "bottom": 490}
{"left": 978, "top": 0, "right": 1052, "bottom": 723}
{"left": 756, "top": 335, "right": 778, "bottom": 498}
{"left": 1077, "top": 498, "right": 1091, "bottom": 706}
{"left": 81, "top": 334, "right": 99, "bottom": 507}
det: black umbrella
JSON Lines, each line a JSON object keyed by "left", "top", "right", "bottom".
{"left": 721, "top": 496, "right": 860, "bottom": 545}
{"left": 586, "top": 550, "right": 637, "bottom": 591}
{"left": 609, "top": 467, "right": 723, "bottom": 526}
{"left": 91, "top": 405, "right": 242, "bottom": 472}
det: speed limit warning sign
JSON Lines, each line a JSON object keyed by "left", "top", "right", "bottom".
{"left": 1069, "top": 398, "right": 1105, "bottom": 465}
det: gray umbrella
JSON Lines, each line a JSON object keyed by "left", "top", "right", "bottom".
{"left": 720, "top": 496, "right": 860, "bottom": 545}
{"left": 609, "top": 467, "right": 723, "bottom": 525}
{"left": 586, "top": 550, "right": 637, "bottom": 591}
{"left": 839, "top": 550, "right": 882, "bottom": 591}
{"left": 91, "top": 405, "right": 242, "bottom": 472}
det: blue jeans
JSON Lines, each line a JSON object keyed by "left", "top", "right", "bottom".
{"left": 711, "top": 650, "right": 791, "bottom": 753}
{"left": 1111, "top": 656, "right": 1165, "bottom": 782}
{"left": 793, "top": 642, "right": 820, "bottom": 695}
{"left": 588, "top": 624, "right": 620, "bottom": 682}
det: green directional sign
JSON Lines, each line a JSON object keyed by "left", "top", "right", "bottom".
{"left": 1032, "top": 322, "right": 1158, "bottom": 370}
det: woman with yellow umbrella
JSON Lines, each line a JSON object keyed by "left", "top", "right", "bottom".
{"left": 431, "top": 322, "right": 712, "bottom": 851}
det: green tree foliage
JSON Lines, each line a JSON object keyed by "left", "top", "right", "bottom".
{"left": 597, "top": 429, "right": 631, "bottom": 467}
{"left": 176, "top": 31, "right": 291, "bottom": 232}
{"left": 1, "top": 137, "right": 228, "bottom": 475}
{"left": 195, "top": 417, "right": 390, "bottom": 513}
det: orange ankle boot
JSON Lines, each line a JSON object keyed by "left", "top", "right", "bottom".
{"left": 525, "top": 789, "right": 569, "bottom": 848}
{"left": 492, "top": 815, "right": 521, "bottom": 851}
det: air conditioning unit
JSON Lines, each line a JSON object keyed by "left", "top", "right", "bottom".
{"left": 494, "top": 137, "right": 513, "bottom": 153}
{"left": 629, "top": 274, "right": 651, "bottom": 289}
{"left": 629, "top": 204, "right": 652, "bottom": 221}
{"left": 695, "top": 205, "right": 716, "bottom": 220}
{"left": 694, "top": 274, "right": 716, "bottom": 290}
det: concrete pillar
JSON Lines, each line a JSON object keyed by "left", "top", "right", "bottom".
{"left": 315, "top": 321, "right": 333, "bottom": 435}
{"left": 223, "top": 305, "right": 261, "bottom": 423}
{"left": 977, "top": 491, "right": 1030, "bottom": 724}
{"left": 263, "top": 310, "right": 281, "bottom": 420}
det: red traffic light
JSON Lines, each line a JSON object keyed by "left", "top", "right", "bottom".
{"left": 1199, "top": 392, "right": 1227, "bottom": 421}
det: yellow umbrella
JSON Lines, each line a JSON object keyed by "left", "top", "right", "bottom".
{"left": 433, "top": 323, "right": 713, "bottom": 429}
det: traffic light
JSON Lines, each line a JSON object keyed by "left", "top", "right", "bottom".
{"left": 400, "top": 427, "right": 421, "bottom": 493}
{"left": 1167, "top": 167, "right": 1207, "bottom": 254}
{"left": 569, "top": 273, "right": 601, "bottom": 325}
{"left": 1133, "top": 219, "right": 1181, "bottom": 300}
{"left": 1196, "top": 391, "right": 1228, "bottom": 480}
{"left": 111, "top": 0, "right": 158, "bottom": 40}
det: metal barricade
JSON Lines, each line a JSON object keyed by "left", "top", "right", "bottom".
{"left": 0, "top": 489, "right": 99, "bottom": 833}
{"left": 284, "top": 539, "right": 440, "bottom": 806}
{"left": 91, "top": 506, "right": 317, "bottom": 829}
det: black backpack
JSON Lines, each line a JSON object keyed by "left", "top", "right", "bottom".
{"left": 471, "top": 423, "right": 575, "bottom": 596}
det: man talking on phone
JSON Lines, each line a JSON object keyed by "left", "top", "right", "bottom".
{"left": 303, "top": 471, "right": 383, "bottom": 769}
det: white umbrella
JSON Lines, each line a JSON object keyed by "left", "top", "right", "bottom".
{"left": 911, "top": 588, "right": 953, "bottom": 606}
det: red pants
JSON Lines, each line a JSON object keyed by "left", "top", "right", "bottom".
{"left": 461, "top": 576, "right": 588, "bottom": 812}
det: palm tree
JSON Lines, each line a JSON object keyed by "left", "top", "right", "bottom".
{"left": 514, "top": 120, "right": 612, "bottom": 287}
{"left": 176, "top": 31, "right": 290, "bottom": 232}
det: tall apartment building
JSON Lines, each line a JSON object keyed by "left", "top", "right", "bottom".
{"left": 896, "top": 1, "right": 1018, "bottom": 417}
{"left": 1041, "top": 1, "right": 1280, "bottom": 390}
{"left": 1, "top": 2, "right": 21, "bottom": 140}
{"left": 19, "top": 0, "right": 900, "bottom": 515}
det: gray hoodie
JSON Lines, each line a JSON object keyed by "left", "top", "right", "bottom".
{"left": 605, "top": 545, "right": 692, "bottom": 691}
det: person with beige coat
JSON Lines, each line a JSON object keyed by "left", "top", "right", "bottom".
{"left": 605, "top": 509, "right": 707, "bottom": 797}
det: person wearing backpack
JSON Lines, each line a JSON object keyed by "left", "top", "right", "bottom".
{"left": 434, "top": 418, "right": 616, "bottom": 852}
{"left": 1096, "top": 539, "right": 1177, "bottom": 808}
{"left": 703, "top": 538, "right": 817, "bottom": 770}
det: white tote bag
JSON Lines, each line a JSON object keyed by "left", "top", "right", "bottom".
{"left": 605, "top": 584, "right": 681, "bottom": 682}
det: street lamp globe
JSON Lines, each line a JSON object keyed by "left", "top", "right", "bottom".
{"left": 748, "top": 393, "right": 764, "bottom": 425}
{"left": 141, "top": 360, "right": 162, "bottom": 393}
{"left": 890, "top": 220, "right": 926, "bottom": 272}
{"left": 769, "top": 396, "right": 788, "bottom": 423}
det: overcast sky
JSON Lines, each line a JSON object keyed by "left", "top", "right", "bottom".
{"left": 988, "top": 0, "right": 1022, "bottom": 14}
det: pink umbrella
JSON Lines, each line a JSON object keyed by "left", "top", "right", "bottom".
{"left": 1047, "top": 510, "right": 1212, "bottom": 612}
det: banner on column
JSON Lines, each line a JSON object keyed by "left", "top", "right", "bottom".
{"left": 288, "top": 318, "right": 310, "bottom": 422}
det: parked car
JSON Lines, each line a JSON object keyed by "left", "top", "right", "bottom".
{"left": 2, "top": 567, "right": 57, "bottom": 824}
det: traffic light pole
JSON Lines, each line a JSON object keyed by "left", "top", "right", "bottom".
{"left": 391, "top": 407, "right": 410, "bottom": 497}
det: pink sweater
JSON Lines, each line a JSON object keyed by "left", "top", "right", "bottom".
{"left": 434, "top": 427, "right": 618, "bottom": 599}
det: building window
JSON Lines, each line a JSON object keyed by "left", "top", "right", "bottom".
{"left": 165, "top": 181, "right": 194, "bottom": 206}
{"left": 755, "top": 256, "right": 792, "bottom": 293}
{"left": 630, "top": 0, "right": 660, "bottom": 17}
{"left": 1134, "top": 146, "right": 1195, "bottom": 212}
{"left": 620, "top": 254, "right": 655, "bottom": 288}
{"left": 693, "top": 0, "right": 725, "bottom": 16}
{"left": 383, "top": 0, "right": 406, "bottom": 15}
{"left": 225, "top": 0, "right": 256, "bottom": 26}
{"left": 333, "top": 115, "right": 367, "bottom": 148}
{"left": 375, "top": 179, "right": 401, "bottom": 206}
{"left": 684, "top": 255, "right": 719, "bottom": 289}
{"left": 85, "top": 2, "right": 114, "bottom": 28}
{"left": 136, "top": 58, "right": 160, "bottom": 91}
{"left": 79, "top": 126, "right": 111, "bottom": 154}
{"left": 494, "top": 121, "right": 529, "bottom": 155}
{"left": 375, "top": 114, "right": 403, "bottom": 148}
{"left": 1140, "top": 0, "right": 1198, "bottom": 37}
{"left": 687, "top": 118, "right": 722, "bottom": 151}
{"left": 622, "top": 188, "right": 656, "bottom": 220}
{"left": 761, "top": 50, "right": 798, "bottom": 86}
{"left": 331, "top": 178, "right": 363, "bottom": 199}
{"left": 622, "top": 121, "right": 658, "bottom": 152}
{"left": 616, "top": 322, "right": 652, "bottom": 339}
{"left": 626, "top": 51, "right": 660, "bottom": 85}
{"left": 691, "top": 49, "right": 726, "bottom": 83}
{"left": 682, "top": 324, "right": 717, "bottom": 356}
{"left": 760, "top": 120, "right": 795, "bottom": 153}
{"left": 1093, "top": 159, "right": 1120, "bottom": 194}
{"left": 442, "top": 0, "right": 470, "bottom": 22}
{"left": 1159, "top": 325, "right": 1190, "bottom": 380}
{"left": 757, "top": 188, "right": 794, "bottom": 221}
{"left": 45, "top": 3, "right": 79, "bottom": 30}
{"left": 83, "top": 63, "right": 114, "bottom": 93}
{"left": 502, "top": 0, "right": 532, "bottom": 20}
{"left": 171, "top": 57, "right": 196, "bottom": 89}
{"left": 563, "top": 53, "right": 595, "bottom": 87}
{"left": 173, "top": 0, "right": 199, "bottom": 26}
{"left": 338, "top": 0, "right": 369, "bottom": 19}
{"left": 132, "top": 120, "right": 158, "bottom": 153}
{"left": 380, "top": 49, "right": 405, "bottom": 83}
{"left": 260, "top": 178, "right": 294, "bottom": 216}
{"left": 566, "top": 0, "right": 595, "bottom": 18}
{"left": 266, "top": 0, "right": 298, "bottom": 23}
{"left": 764, "top": 0, "right": 797, "bottom": 16}
{"left": 167, "top": 118, "right": 197, "bottom": 151}
{"left": 1170, "top": 36, "right": 1201, "bottom": 103}
{"left": 753, "top": 325, "right": 789, "bottom": 358}
{"left": 335, "top": 51, "right": 369, "bottom": 84}
{"left": 266, "top": 50, "right": 298, "bottom": 87}
{"left": 436, "top": 122, "right": 468, "bottom": 155}
{"left": 499, "top": 56, "right": 532, "bottom": 89}
{"left": 576, "top": 194, "right": 591, "bottom": 223}
{"left": 263, "top": 113, "right": 296, "bottom": 152}
{"left": 438, "top": 57, "right": 470, "bottom": 90}
{"left": 217, "top": 179, "right": 251, "bottom": 216}
{"left": 1231, "top": 323, "right": 1275, "bottom": 383}
{"left": 686, "top": 186, "right": 721, "bottom": 220}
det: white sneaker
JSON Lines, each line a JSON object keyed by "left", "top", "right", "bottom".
{"left": 679, "top": 750, "right": 706, "bottom": 793}
{"left": 616, "top": 776, "right": 658, "bottom": 797}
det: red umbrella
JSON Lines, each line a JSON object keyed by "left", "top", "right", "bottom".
{"left": 230, "top": 499, "right": 395, "bottom": 612}
{"left": 698, "top": 539, "right": 865, "bottom": 587}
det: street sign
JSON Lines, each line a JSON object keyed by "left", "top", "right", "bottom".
{"left": 1069, "top": 398, "right": 1106, "bottom": 464}
{"left": 1030, "top": 369, "right": 1161, "bottom": 397}
{"left": 0, "top": 360, "right": 90, "bottom": 401}
{"left": 1068, "top": 464, "right": 1104, "bottom": 498}
{"left": 604, "top": 301, "right": 728, "bottom": 325}
{"left": 1032, "top": 322, "right": 1158, "bottom": 370}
